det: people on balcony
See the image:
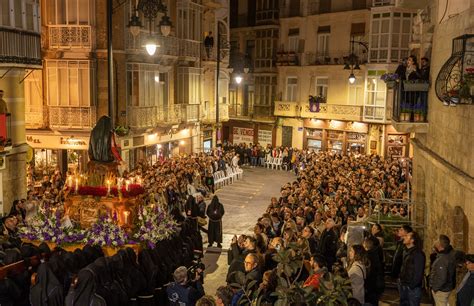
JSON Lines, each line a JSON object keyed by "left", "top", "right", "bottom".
{"left": 420, "top": 57, "right": 431, "bottom": 81}
{"left": 204, "top": 31, "right": 214, "bottom": 59}
{"left": 0, "top": 90, "right": 8, "bottom": 114}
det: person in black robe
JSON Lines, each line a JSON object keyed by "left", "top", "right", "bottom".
{"left": 206, "top": 195, "right": 225, "bottom": 248}
{"left": 30, "top": 262, "right": 64, "bottom": 306}
{"left": 65, "top": 265, "right": 106, "bottom": 306}
{"left": 3, "top": 248, "right": 30, "bottom": 306}
{"left": 185, "top": 195, "right": 199, "bottom": 231}
{"left": 88, "top": 115, "right": 114, "bottom": 163}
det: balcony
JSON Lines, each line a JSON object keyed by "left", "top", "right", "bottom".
{"left": 276, "top": 52, "right": 299, "bottom": 66}
{"left": 391, "top": 81, "right": 429, "bottom": 133}
{"left": 274, "top": 101, "right": 364, "bottom": 121}
{"left": 0, "top": 27, "right": 41, "bottom": 67}
{"left": 202, "top": 105, "right": 229, "bottom": 123}
{"left": 274, "top": 101, "right": 300, "bottom": 117}
{"left": 49, "top": 106, "right": 96, "bottom": 129}
{"left": 303, "top": 51, "right": 368, "bottom": 66}
{"left": 0, "top": 113, "right": 12, "bottom": 152}
{"left": 25, "top": 105, "right": 47, "bottom": 129}
{"left": 48, "top": 25, "right": 92, "bottom": 49}
{"left": 128, "top": 106, "right": 165, "bottom": 129}
{"left": 166, "top": 105, "right": 183, "bottom": 124}
{"left": 182, "top": 104, "right": 200, "bottom": 122}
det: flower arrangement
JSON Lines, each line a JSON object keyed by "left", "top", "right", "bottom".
{"left": 380, "top": 73, "right": 399, "bottom": 82}
{"left": 84, "top": 213, "right": 128, "bottom": 247}
{"left": 18, "top": 206, "right": 86, "bottom": 246}
{"left": 134, "top": 204, "right": 178, "bottom": 249}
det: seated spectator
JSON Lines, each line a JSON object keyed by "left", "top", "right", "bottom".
{"left": 244, "top": 253, "right": 262, "bottom": 286}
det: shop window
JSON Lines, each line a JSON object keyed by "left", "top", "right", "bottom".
{"left": 346, "top": 132, "right": 366, "bottom": 155}
{"left": 327, "top": 130, "right": 343, "bottom": 154}
{"left": 387, "top": 134, "right": 408, "bottom": 158}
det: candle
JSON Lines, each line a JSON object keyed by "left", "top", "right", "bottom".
{"left": 106, "top": 180, "right": 111, "bottom": 195}
{"left": 75, "top": 178, "right": 79, "bottom": 193}
{"left": 117, "top": 178, "right": 123, "bottom": 190}
{"left": 125, "top": 180, "right": 130, "bottom": 191}
{"left": 123, "top": 210, "right": 130, "bottom": 225}
{"left": 137, "top": 176, "right": 142, "bottom": 186}
{"left": 67, "top": 176, "right": 73, "bottom": 188}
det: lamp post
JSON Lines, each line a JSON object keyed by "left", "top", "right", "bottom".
{"left": 343, "top": 36, "right": 368, "bottom": 83}
{"left": 107, "top": 0, "right": 172, "bottom": 124}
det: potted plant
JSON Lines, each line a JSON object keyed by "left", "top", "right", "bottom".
{"left": 114, "top": 125, "right": 130, "bottom": 137}
{"left": 413, "top": 103, "right": 426, "bottom": 122}
{"left": 400, "top": 102, "right": 412, "bottom": 122}
{"left": 380, "top": 73, "right": 399, "bottom": 89}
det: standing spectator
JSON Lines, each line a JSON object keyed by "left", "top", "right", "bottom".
{"left": 420, "top": 57, "right": 430, "bottom": 81}
{"left": 167, "top": 266, "right": 204, "bottom": 306}
{"left": 348, "top": 244, "right": 368, "bottom": 305}
{"left": 303, "top": 254, "right": 328, "bottom": 290}
{"left": 456, "top": 254, "right": 474, "bottom": 306}
{"left": 364, "top": 236, "right": 385, "bottom": 306}
{"left": 204, "top": 32, "right": 214, "bottom": 59}
{"left": 392, "top": 225, "right": 413, "bottom": 278}
{"left": 302, "top": 226, "right": 319, "bottom": 256}
{"left": 399, "top": 231, "right": 425, "bottom": 306}
{"left": 207, "top": 195, "right": 225, "bottom": 248}
{"left": 430, "top": 235, "right": 457, "bottom": 306}
{"left": 0, "top": 89, "right": 8, "bottom": 114}
{"left": 320, "top": 218, "right": 338, "bottom": 271}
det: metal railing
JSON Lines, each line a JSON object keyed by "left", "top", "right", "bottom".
{"left": 303, "top": 51, "right": 368, "bottom": 66}
{"left": 0, "top": 27, "right": 41, "bottom": 66}
{"left": 25, "top": 105, "right": 46, "bottom": 128}
{"left": 128, "top": 106, "right": 165, "bottom": 129}
{"left": 182, "top": 104, "right": 200, "bottom": 122}
{"left": 393, "top": 81, "right": 429, "bottom": 123}
{"left": 203, "top": 105, "right": 229, "bottom": 122}
{"left": 274, "top": 101, "right": 300, "bottom": 117}
{"left": 48, "top": 106, "right": 96, "bottom": 129}
{"left": 274, "top": 101, "right": 364, "bottom": 121}
{"left": 48, "top": 25, "right": 92, "bottom": 49}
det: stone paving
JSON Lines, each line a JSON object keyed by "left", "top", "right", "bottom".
{"left": 201, "top": 166, "right": 295, "bottom": 296}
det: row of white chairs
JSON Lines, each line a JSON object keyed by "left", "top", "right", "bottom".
{"left": 213, "top": 166, "right": 243, "bottom": 189}
{"left": 264, "top": 157, "right": 288, "bottom": 170}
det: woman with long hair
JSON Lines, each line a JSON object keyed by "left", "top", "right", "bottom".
{"left": 347, "top": 244, "right": 369, "bottom": 304}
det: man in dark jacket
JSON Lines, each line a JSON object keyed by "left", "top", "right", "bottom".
{"left": 392, "top": 225, "right": 413, "bottom": 278}
{"left": 320, "top": 218, "right": 338, "bottom": 271}
{"left": 167, "top": 266, "right": 204, "bottom": 306}
{"left": 429, "top": 235, "right": 457, "bottom": 306}
{"left": 364, "top": 236, "right": 385, "bottom": 306}
{"left": 456, "top": 254, "right": 474, "bottom": 306}
{"left": 399, "top": 231, "right": 425, "bottom": 306}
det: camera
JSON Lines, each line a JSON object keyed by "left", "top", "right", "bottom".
{"left": 188, "top": 250, "right": 205, "bottom": 282}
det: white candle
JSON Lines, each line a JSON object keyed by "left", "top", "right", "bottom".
{"left": 75, "top": 178, "right": 79, "bottom": 193}
{"left": 106, "top": 180, "right": 111, "bottom": 195}
{"left": 125, "top": 180, "right": 130, "bottom": 191}
{"left": 123, "top": 211, "right": 130, "bottom": 225}
{"left": 117, "top": 178, "right": 123, "bottom": 190}
{"left": 137, "top": 176, "right": 142, "bottom": 186}
{"left": 67, "top": 176, "right": 73, "bottom": 188}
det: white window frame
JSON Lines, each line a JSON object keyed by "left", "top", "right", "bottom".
{"left": 177, "top": 67, "right": 202, "bottom": 105}
{"left": 46, "top": 60, "right": 94, "bottom": 107}
{"left": 0, "top": 0, "right": 40, "bottom": 32}
{"left": 255, "top": 76, "right": 276, "bottom": 106}
{"left": 317, "top": 33, "right": 329, "bottom": 56}
{"left": 363, "top": 70, "right": 386, "bottom": 121}
{"left": 177, "top": 1, "right": 202, "bottom": 41}
{"left": 315, "top": 77, "right": 328, "bottom": 98}
{"left": 46, "top": 0, "right": 91, "bottom": 25}
{"left": 286, "top": 77, "right": 298, "bottom": 102}
{"left": 288, "top": 35, "right": 299, "bottom": 52}
{"left": 347, "top": 78, "right": 363, "bottom": 105}
{"left": 126, "top": 63, "right": 169, "bottom": 108}
{"left": 24, "top": 69, "right": 43, "bottom": 109}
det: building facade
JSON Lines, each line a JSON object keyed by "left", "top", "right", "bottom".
{"left": 23, "top": 0, "right": 230, "bottom": 180}
{"left": 0, "top": 0, "right": 42, "bottom": 213}
{"left": 273, "top": 0, "right": 416, "bottom": 158}
{"left": 401, "top": 0, "right": 474, "bottom": 253}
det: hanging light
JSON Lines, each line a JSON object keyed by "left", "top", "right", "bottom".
{"left": 235, "top": 75, "right": 243, "bottom": 84}
{"left": 159, "top": 14, "right": 172, "bottom": 37}
{"left": 144, "top": 36, "right": 159, "bottom": 55}
{"left": 348, "top": 73, "right": 356, "bottom": 84}
{"left": 128, "top": 14, "right": 142, "bottom": 37}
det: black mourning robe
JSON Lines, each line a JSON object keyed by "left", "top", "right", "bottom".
{"left": 88, "top": 115, "right": 114, "bottom": 162}
{"left": 206, "top": 196, "right": 225, "bottom": 244}
{"left": 30, "top": 262, "right": 64, "bottom": 306}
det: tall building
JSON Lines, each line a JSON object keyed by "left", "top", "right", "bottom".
{"left": 226, "top": 0, "right": 279, "bottom": 147}
{"left": 273, "top": 0, "right": 417, "bottom": 157}
{"left": 404, "top": 0, "right": 474, "bottom": 251}
{"left": 0, "top": 0, "right": 42, "bottom": 213}
{"left": 23, "top": 0, "right": 230, "bottom": 183}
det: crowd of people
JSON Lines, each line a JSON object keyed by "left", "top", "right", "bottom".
{"left": 1, "top": 145, "right": 474, "bottom": 306}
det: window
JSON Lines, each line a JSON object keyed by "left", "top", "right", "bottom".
{"left": 288, "top": 28, "right": 299, "bottom": 52}
{"left": 256, "top": 29, "right": 278, "bottom": 68}
{"left": 255, "top": 76, "right": 276, "bottom": 106}
{"left": 24, "top": 70, "right": 43, "bottom": 110}
{"left": 126, "top": 64, "right": 169, "bottom": 108}
{"left": 177, "top": 2, "right": 202, "bottom": 41}
{"left": 364, "top": 70, "right": 386, "bottom": 121}
{"left": 46, "top": 0, "right": 90, "bottom": 25}
{"left": 317, "top": 33, "right": 330, "bottom": 57}
{"left": 46, "top": 60, "right": 93, "bottom": 107}
{"left": 369, "top": 11, "right": 414, "bottom": 63}
{"left": 0, "top": 0, "right": 40, "bottom": 31}
{"left": 315, "top": 77, "right": 328, "bottom": 98}
{"left": 286, "top": 77, "right": 298, "bottom": 101}
{"left": 348, "top": 78, "right": 363, "bottom": 105}
{"left": 177, "top": 67, "right": 201, "bottom": 105}
{"left": 256, "top": 0, "right": 279, "bottom": 21}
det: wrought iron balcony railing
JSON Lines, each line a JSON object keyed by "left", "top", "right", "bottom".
{"left": 392, "top": 81, "right": 429, "bottom": 123}
{"left": 48, "top": 25, "right": 92, "bottom": 49}
{"left": 128, "top": 106, "right": 165, "bottom": 129}
{"left": 48, "top": 106, "right": 96, "bottom": 129}
{"left": 0, "top": 27, "right": 41, "bottom": 66}
{"left": 274, "top": 101, "right": 364, "bottom": 121}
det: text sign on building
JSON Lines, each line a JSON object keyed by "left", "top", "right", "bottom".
{"left": 232, "top": 127, "right": 254, "bottom": 144}
{"left": 258, "top": 130, "right": 272, "bottom": 147}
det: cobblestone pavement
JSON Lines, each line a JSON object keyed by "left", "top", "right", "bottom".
{"left": 201, "top": 166, "right": 295, "bottom": 296}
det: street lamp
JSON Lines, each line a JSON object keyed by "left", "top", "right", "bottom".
{"left": 343, "top": 36, "right": 368, "bottom": 83}
{"left": 235, "top": 75, "right": 243, "bottom": 84}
